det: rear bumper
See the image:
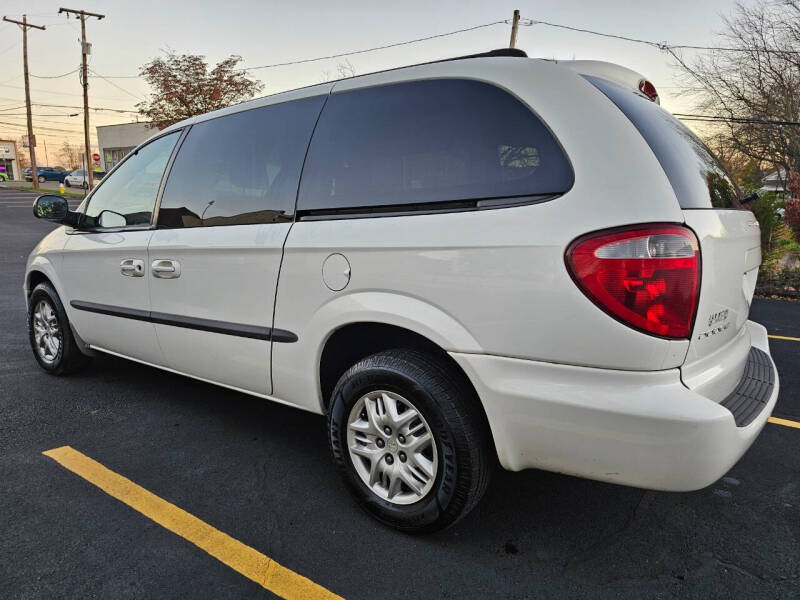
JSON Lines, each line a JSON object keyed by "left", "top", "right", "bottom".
{"left": 450, "top": 321, "right": 779, "bottom": 491}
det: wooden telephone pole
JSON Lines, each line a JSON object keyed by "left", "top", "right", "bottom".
{"left": 2, "top": 15, "right": 46, "bottom": 190}
{"left": 509, "top": 9, "right": 521, "bottom": 49}
{"left": 59, "top": 7, "right": 105, "bottom": 191}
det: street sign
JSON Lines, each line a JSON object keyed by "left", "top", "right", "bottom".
{"left": 92, "top": 153, "right": 100, "bottom": 162}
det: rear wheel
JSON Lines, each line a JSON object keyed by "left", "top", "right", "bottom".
{"left": 38, "top": 175, "right": 45, "bottom": 183}
{"left": 328, "top": 349, "right": 492, "bottom": 533}
{"left": 28, "top": 282, "right": 91, "bottom": 375}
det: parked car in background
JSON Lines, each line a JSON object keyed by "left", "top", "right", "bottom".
{"left": 24, "top": 167, "right": 67, "bottom": 183}
{"left": 25, "top": 49, "right": 780, "bottom": 533}
{"left": 64, "top": 170, "right": 106, "bottom": 188}
{"left": 64, "top": 170, "right": 89, "bottom": 189}
{"left": 0, "top": 171, "right": 8, "bottom": 182}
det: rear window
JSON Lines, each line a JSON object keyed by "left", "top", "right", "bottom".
{"left": 297, "top": 78, "right": 573, "bottom": 213}
{"left": 585, "top": 75, "right": 741, "bottom": 209}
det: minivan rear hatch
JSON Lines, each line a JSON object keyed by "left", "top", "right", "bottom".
{"left": 585, "top": 74, "right": 761, "bottom": 401}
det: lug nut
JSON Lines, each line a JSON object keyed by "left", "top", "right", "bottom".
{"left": 376, "top": 438, "right": 385, "bottom": 448}
{"left": 399, "top": 452, "right": 406, "bottom": 463}
{"left": 385, "top": 454, "right": 394, "bottom": 465}
{"left": 384, "top": 426, "right": 392, "bottom": 435}
{"left": 398, "top": 434, "right": 406, "bottom": 443}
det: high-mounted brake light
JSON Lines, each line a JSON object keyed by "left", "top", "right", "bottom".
{"left": 638, "top": 79, "right": 659, "bottom": 102}
{"left": 566, "top": 225, "right": 700, "bottom": 339}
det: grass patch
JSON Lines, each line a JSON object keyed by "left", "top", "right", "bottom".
{"left": 4, "top": 184, "right": 87, "bottom": 199}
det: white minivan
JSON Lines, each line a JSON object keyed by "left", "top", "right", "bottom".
{"left": 26, "top": 49, "right": 779, "bottom": 532}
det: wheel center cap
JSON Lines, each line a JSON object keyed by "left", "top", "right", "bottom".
{"left": 386, "top": 437, "right": 398, "bottom": 453}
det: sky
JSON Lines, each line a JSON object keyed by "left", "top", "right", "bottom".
{"left": 0, "top": 0, "right": 751, "bottom": 164}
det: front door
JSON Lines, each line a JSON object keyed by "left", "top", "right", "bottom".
{"left": 147, "top": 94, "right": 326, "bottom": 396}
{"left": 61, "top": 131, "right": 182, "bottom": 364}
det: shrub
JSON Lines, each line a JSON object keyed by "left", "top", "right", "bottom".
{"left": 749, "top": 192, "right": 782, "bottom": 253}
{"left": 785, "top": 170, "right": 800, "bottom": 241}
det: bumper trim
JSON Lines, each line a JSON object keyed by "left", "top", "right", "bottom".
{"left": 720, "top": 347, "right": 776, "bottom": 427}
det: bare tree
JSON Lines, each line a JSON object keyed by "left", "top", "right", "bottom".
{"left": 136, "top": 52, "right": 264, "bottom": 129}
{"left": 59, "top": 141, "right": 82, "bottom": 170}
{"left": 321, "top": 60, "right": 356, "bottom": 83}
{"left": 671, "top": 1, "right": 800, "bottom": 175}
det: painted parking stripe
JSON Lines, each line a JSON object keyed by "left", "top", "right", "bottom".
{"left": 769, "top": 334, "right": 800, "bottom": 342}
{"left": 768, "top": 417, "right": 800, "bottom": 430}
{"left": 43, "top": 446, "right": 343, "bottom": 600}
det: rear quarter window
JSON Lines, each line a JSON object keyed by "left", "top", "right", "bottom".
{"left": 297, "top": 78, "right": 573, "bottom": 214}
{"left": 585, "top": 75, "right": 742, "bottom": 209}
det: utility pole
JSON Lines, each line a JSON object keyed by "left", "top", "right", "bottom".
{"left": 509, "top": 9, "right": 520, "bottom": 49}
{"left": 2, "top": 15, "right": 46, "bottom": 190}
{"left": 59, "top": 7, "right": 104, "bottom": 191}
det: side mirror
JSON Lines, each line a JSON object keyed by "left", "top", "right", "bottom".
{"left": 98, "top": 210, "right": 127, "bottom": 228}
{"left": 32, "top": 195, "right": 69, "bottom": 221}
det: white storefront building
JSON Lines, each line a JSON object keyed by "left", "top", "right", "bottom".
{"left": 0, "top": 139, "right": 20, "bottom": 181}
{"left": 96, "top": 122, "right": 154, "bottom": 172}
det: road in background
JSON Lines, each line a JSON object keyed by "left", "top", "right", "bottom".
{"left": 1, "top": 188, "right": 798, "bottom": 599}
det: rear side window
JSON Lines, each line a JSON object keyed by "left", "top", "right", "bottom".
{"left": 585, "top": 75, "right": 741, "bottom": 209}
{"left": 158, "top": 95, "right": 325, "bottom": 228}
{"left": 297, "top": 79, "right": 573, "bottom": 213}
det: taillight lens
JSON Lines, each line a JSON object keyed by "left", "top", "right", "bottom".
{"left": 566, "top": 224, "right": 700, "bottom": 339}
{"left": 638, "top": 79, "right": 659, "bottom": 102}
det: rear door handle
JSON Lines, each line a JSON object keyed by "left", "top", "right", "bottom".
{"left": 120, "top": 258, "right": 144, "bottom": 277}
{"left": 151, "top": 259, "right": 181, "bottom": 279}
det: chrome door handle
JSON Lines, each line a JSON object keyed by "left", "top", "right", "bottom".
{"left": 151, "top": 259, "right": 181, "bottom": 279}
{"left": 120, "top": 258, "right": 144, "bottom": 277}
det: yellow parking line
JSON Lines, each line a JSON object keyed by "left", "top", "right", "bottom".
{"left": 768, "top": 417, "right": 800, "bottom": 430}
{"left": 768, "top": 334, "right": 800, "bottom": 342}
{"left": 43, "top": 446, "right": 342, "bottom": 600}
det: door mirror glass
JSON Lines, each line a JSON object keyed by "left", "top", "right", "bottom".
{"left": 32, "top": 195, "right": 69, "bottom": 221}
{"left": 97, "top": 210, "right": 127, "bottom": 228}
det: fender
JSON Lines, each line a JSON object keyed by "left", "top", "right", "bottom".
{"left": 271, "top": 291, "right": 483, "bottom": 414}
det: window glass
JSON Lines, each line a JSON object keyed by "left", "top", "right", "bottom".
{"left": 158, "top": 95, "right": 326, "bottom": 228}
{"left": 584, "top": 75, "right": 742, "bottom": 209}
{"left": 84, "top": 132, "right": 180, "bottom": 226}
{"left": 297, "top": 79, "right": 573, "bottom": 212}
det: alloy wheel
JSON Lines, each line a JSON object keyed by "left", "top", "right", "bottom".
{"left": 346, "top": 390, "right": 438, "bottom": 505}
{"left": 32, "top": 300, "right": 61, "bottom": 364}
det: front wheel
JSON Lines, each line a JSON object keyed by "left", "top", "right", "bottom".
{"left": 328, "top": 349, "right": 492, "bottom": 533}
{"left": 28, "top": 282, "right": 91, "bottom": 375}
{"left": 64, "top": 179, "right": 71, "bottom": 187}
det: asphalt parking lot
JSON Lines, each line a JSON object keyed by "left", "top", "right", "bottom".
{"left": 1, "top": 187, "right": 798, "bottom": 599}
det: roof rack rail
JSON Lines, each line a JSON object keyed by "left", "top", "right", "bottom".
{"left": 439, "top": 48, "right": 528, "bottom": 62}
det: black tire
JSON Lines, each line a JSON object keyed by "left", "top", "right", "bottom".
{"left": 38, "top": 175, "right": 45, "bottom": 183}
{"left": 64, "top": 179, "right": 71, "bottom": 188}
{"left": 28, "top": 282, "right": 91, "bottom": 375}
{"left": 328, "top": 349, "right": 492, "bottom": 533}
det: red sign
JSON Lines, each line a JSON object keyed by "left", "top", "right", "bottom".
{"left": 92, "top": 153, "right": 101, "bottom": 162}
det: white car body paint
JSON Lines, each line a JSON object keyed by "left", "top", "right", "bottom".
{"left": 25, "top": 55, "right": 778, "bottom": 492}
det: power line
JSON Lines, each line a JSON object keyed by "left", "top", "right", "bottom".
{"left": 244, "top": 20, "right": 506, "bottom": 71}
{"left": 86, "top": 20, "right": 507, "bottom": 79}
{"left": 674, "top": 113, "right": 800, "bottom": 126}
{"left": 87, "top": 68, "right": 143, "bottom": 100}
{"left": 30, "top": 68, "right": 79, "bottom": 79}
{"left": 520, "top": 18, "right": 800, "bottom": 55}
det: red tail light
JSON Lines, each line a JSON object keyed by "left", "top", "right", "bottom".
{"left": 638, "top": 79, "right": 659, "bottom": 102}
{"left": 566, "top": 224, "right": 700, "bottom": 339}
